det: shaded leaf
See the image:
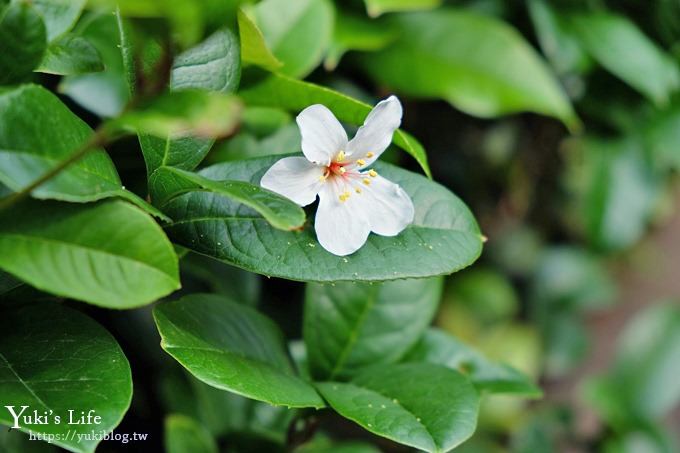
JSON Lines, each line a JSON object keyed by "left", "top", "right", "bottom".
{"left": 154, "top": 294, "right": 325, "bottom": 408}
{"left": 364, "top": 0, "right": 442, "bottom": 18}
{"left": 317, "top": 363, "right": 479, "bottom": 453}
{"left": 165, "top": 414, "right": 217, "bottom": 453}
{"left": 0, "top": 302, "right": 132, "bottom": 453}
{"left": 0, "top": 200, "right": 180, "bottom": 308}
{"left": 304, "top": 278, "right": 442, "bottom": 380}
{"left": 37, "top": 33, "right": 104, "bottom": 75}
{"left": 325, "top": 12, "right": 396, "bottom": 70}
{"left": 162, "top": 155, "right": 482, "bottom": 282}
{"left": 139, "top": 29, "right": 241, "bottom": 175}
{"left": 33, "top": 0, "right": 86, "bottom": 41}
{"left": 0, "top": 2, "right": 47, "bottom": 84}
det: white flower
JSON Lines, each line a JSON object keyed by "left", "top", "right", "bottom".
{"left": 260, "top": 96, "right": 415, "bottom": 256}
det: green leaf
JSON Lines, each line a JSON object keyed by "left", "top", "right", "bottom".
{"left": 325, "top": 12, "right": 396, "bottom": 70}
{"left": 297, "top": 435, "right": 381, "bottom": 453}
{"left": 36, "top": 33, "right": 103, "bottom": 75}
{"left": 139, "top": 29, "right": 241, "bottom": 175}
{"left": 317, "top": 363, "right": 479, "bottom": 452}
{"left": 239, "top": 69, "right": 431, "bottom": 177}
{"left": 114, "top": 90, "right": 242, "bottom": 139}
{"left": 360, "top": 10, "right": 578, "bottom": 129}
{"left": 165, "top": 414, "right": 217, "bottom": 453}
{"left": 364, "top": 0, "right": 442, "bottom": 18}
{"left": 569, "top": 13, "right": 680, "bottom": 105}
{"left": 32, "top": 0, "right": 86, "bottom": 41}
{"left": 148, "top": 166, "right": 305, "bottom": 230}
{"left": 0, "top": 200, "right": 180, "bottom": 308}
{"left": 162, "top": 155, "right": 482, "bottom": 282}
{"left": 237, "top": 8, "right": 282, "bottom": 71}
{"left": 253, "top": 0, "right": 334, "bottom": 78}
{"left": 59, "top": 13, "right": 130, "bottom": 117}
{"left": 304, "top": 278, "right": 442, "bottom": 380}
{"left": 0, "top": 2, "right": 47, "bottom": 84}
{"left": 0, "top": 84, "right": 167, "bottom": 220}
{"left": 154, "top": 294, "right": 325, "bottom": 408}
{"left": 403, "top": 328, "right": 542, "bottom": 397}
{"left": 0, "top": 302, "right": 132, "bottom": 453}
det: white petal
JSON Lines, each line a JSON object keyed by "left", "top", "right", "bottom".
{"left": 346, "top": 96, "right": 402, "bottom": 166}
{"left": 359, "top": 174, "right": 414, "bottom": 236}
{"left": 297, "top": 104, "right": 348, "bottom": 166}
{"left": 260, "top": 156, "right": 324, "bottom": 206}
{"left": 314, "top": 181, "right": 371, "bottom": 256}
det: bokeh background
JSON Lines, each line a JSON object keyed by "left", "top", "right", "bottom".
{"left": 3, "top": 0, "right": 680, "bottom": 452}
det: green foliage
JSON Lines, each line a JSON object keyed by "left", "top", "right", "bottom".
{"left": 0, "top": 302, "right": 132, "bottom": 453}
{"left": 360, "top": 10, "right": 578, "bottom": 128}
{"left": 163, "top": 156, "right": 482, "bottom": 282}
{"left": 36, "top": 34, "right": 104, "bottom": 75}
{"left": 0, "top": 1, "right": 47, "bottom": 84}
{"left": 165, "top": 414, "right": 218, "bottom": 453}
{"left": 0, "top": 200, "right": 179, "bottom": 308}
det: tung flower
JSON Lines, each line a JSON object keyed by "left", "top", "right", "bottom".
{"left": 261, "top": 96, "right": 415, "bottom": 256}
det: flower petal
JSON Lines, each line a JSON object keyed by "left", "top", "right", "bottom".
{"left": 260, "top": 156, "right": 324, "bottom": 206}
{"left": 297, "top": 104, "right": 348, "bottom": 166}
{"left": 315, "top": 181, "right": 371, "bottom": 256}
{"left": 346, "top": 96, "right": 402, "bottom": 167}
{"left": 358, "top": 174, "right": 414, "bottom": 236}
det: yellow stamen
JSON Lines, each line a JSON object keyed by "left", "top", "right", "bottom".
{"left": 366, "top": 152, "right": 374, "bottom": 158}
{"left": 338, "top": 190, "right": 351, "bottom": 202}
{"left": 356, "top": 159, "right": 366, "bottom": 166}
{"left": 363, "top": 178, "right": 371, "bottom": 185}
{"left": 339, "top": 167, "right": 346, "bottom": 174}
{"left": 355, "top": 187, "right": 362, "bottom": 194}
{"left": 369, "top": 170, "right": 378, "bottom": 177}
{"left": 336, "top": 150, "right": 346, "bottom": 162}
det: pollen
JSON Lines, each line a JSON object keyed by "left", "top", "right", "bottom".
{"left": 336, "top": 150, "right": 346, "bottom": 162}
{"left": 339, "top": 167, "right": 346, "bottom": 174}
{"left": 355, "top": 187, "right": 362, "bottom": 194}
{"left": 356, "top": 159, "right": 366, "bottom": 166}
{"left": 339, "top": 190, "right": 351, "bottom": 202}
{"left": 363, "top": 178, "right": 371, "bottom": 185}
{"left": 366, "top": 152, "right": 374, "bottom": 158}
{"left": 369, "top": 170, "right": 378, "bottom": 177}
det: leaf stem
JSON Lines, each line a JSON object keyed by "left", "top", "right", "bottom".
{"left": 0, "top": 127, "right": 111, "bottom": 211}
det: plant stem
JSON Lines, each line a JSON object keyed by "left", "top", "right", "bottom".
{"left": 0, "top": 127, "right": 110, "bottom": 211}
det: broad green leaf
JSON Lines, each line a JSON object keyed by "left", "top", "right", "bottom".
{"left": 148, "top": 166, "right": 305, "bottom": 230}
{"left": 403, "top": 328, "right": 542, "bottom": 397}
{"left": 253, "top": 0, "right": 334, "bottom": 78}
{"left": 0, "top": 2, "right": 47, "bottom": 84}
{"left": 325, "top": 12, "right": 396, "bottom": 70}
{"left": 239, "top": 69, "right": 431, "bottom": 177}
{"left": 0, "top": 84, "right": 167, "bottom": 220}
{"left": 33, "top": 0, "right": 86, "bottom": 41}
{"left": 165, "top": 414, "right": 218, "bottom": 453}
{"left": 364, "top": 0, "right": 441, "bottom": 18}
{"left": 162, "top": 155, "right": 482, "bottom": 282}
{"left": 0, "top": 200, "right": 180, "bottom": 308}
{"left": 60, "top": 13, "right": 129, "bottom": 117}
{"left": 569, "top": 13, "right": 680, "bottom": 105}
{"left": 297, "top": 435, "right": 381, "bottom": 453}
{"left": 644, "top": 106, "right": 680, "bottom": 171}
{"left": 154, "top": 294, "right": 325, "bottom": 408}
{"left": 113, "top": 90, "right": 242, "bottom": 139}
{"left": 237, "top": 8, "right": 282, "bottom": 71}
{"left": 360, "top": 10, "right": 578, "bottom": 128}
{"left": 0, "top": 428, "right": 58, "bottom": 453}
{"left": 0, "top": 302, "right": 132, "bottom": 453}
{"left": 139, "top": 29, "right": 241, "bottom": 175}
{"left": 317, "top": 363, "right": 479, "bottom": 452}
{"left": 304, "top": 278, "right": 442, "bottom": 380}
{"left": 36, "top": 33, "right": 103, "bottom": 75}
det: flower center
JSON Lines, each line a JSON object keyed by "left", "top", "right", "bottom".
{"left": 318, "top": 151, "right": 379, "bottom": 202}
